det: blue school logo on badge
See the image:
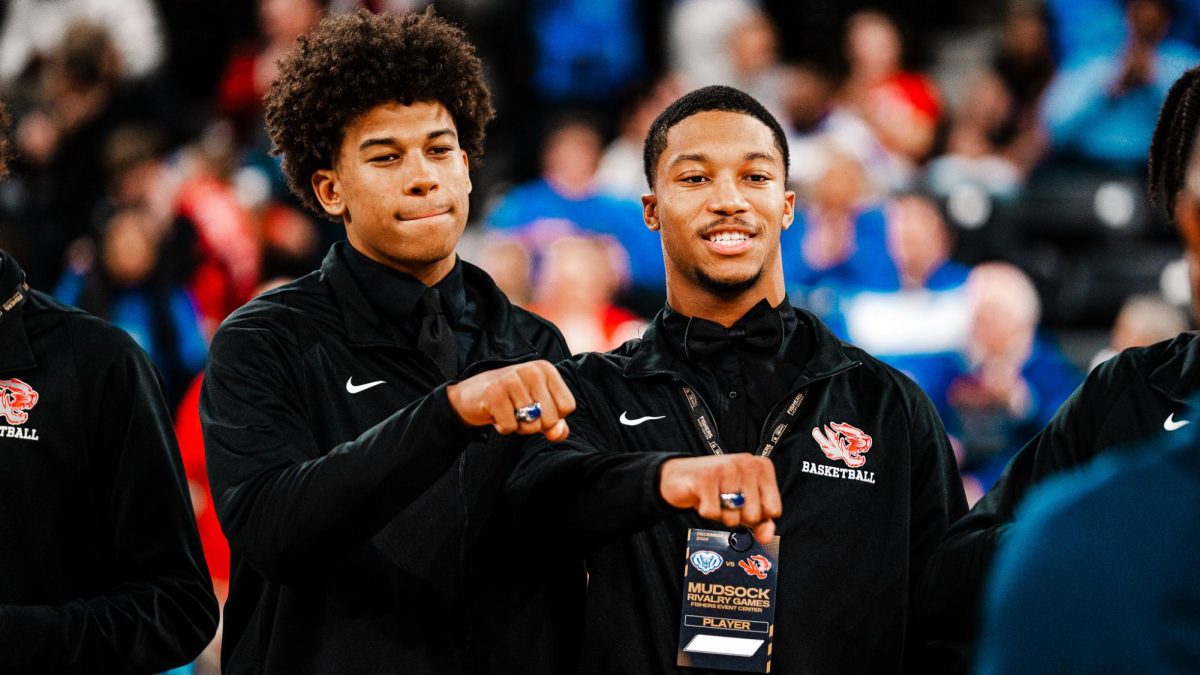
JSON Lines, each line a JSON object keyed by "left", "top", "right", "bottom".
{"left": 690, "top": 550, "right": 723, "bottom": 575}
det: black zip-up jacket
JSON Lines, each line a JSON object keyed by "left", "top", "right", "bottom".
{"left": 916, "top": 331, "right": 1200, "bottom": 670}
{"left": 0, "top": 251, "right": 218, "bottom": 673}
{"left": 201, "top": 244, "right": 581, "bottom": 674}
{"left": 509, "top": 307, "right": 967, "bottom": 674}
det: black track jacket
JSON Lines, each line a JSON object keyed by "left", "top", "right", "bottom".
{"left": 917, "top": 331, "right": 1200, "bottom": 668}
{"left": 510, "top": 307, "right": 967, "bottom": 674}
{"left": 0, "top": 252, "right": 218, "bottom": 672}
{"left": 201, "top": 244, "right": 581, "bottom": 674}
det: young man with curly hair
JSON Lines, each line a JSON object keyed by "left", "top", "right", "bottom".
{"left": 201, "top": 10, "right": 583, "bottom": 673}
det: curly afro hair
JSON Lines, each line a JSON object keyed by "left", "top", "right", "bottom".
{"left": 264, "top": 8, "right": 495, "bottom": 218}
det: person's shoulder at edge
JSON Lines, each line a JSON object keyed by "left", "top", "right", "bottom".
{"left": 982, "top": 419, "right": 1200, "bottom": 624}
{"left": 211, "top": 267, "right": 328, "bottom": 334}
{"left": 28, "top": 288, "right": 153, "bottom": 361}
{"left": 1093, "top": 330, "right": 1199, "bottom": 387}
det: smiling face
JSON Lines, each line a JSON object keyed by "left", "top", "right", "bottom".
{"left": 312, "top": 100, "right": 471, "bottom": 284}
{"left": 643, "top": 110, "right": 794, "bottom": 320}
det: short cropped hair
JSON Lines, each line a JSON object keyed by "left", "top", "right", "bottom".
{"left": 643, "top": 85, "right": 789, "bottom": 189}
{"left": 264, "top": 8, "right": 495, "bottom": 217}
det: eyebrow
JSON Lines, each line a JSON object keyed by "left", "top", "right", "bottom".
{"left": 668, "top": 150, "right": 778, "bottom": 168}
{"left": 667, "top": 152, "right": 707, "bottom": 168}
{"left": 358, "top": 128, "right": 457, "bottom": 151}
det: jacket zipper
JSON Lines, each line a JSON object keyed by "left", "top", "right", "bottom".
{"left": 452, "top": 350, "right": 533, "bottom": 664}
{"left": 756, "top": 362, "right": 862, "bottom": 458}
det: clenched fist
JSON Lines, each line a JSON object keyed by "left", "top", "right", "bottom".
{"left": 659, "top": 454, "right": 782, "bottom": 544}
{"left": 446, "top": 360, "right": 576, "bottom": 441}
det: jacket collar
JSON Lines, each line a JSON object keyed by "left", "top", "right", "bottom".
{"left": 623, "top": 304, "right": 859, "bottom": 387}
{"left": 0, "top": 250, "right": 37, "bottom": 373}
{"left": 320, "top": 242, "right": 536, "bottom": 361}
{"left": 1147, "top": 331, "right": 1200, "bottom": 406}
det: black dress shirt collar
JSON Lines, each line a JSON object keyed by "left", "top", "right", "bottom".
{"left": 341, "top": 243, "right": 467, "bottom": 331}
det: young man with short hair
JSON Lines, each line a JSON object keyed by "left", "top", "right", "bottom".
{"left": 201, "top": 10, "right": 581, "bottom": 673}
{"left": 0, "top": 102, "right": 219, "bottom": 672}
{"left": 510, "top": 86, "right": 966, "bottom": 673}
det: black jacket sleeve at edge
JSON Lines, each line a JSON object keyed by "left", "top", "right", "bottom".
{"left": 507, "top": 364, "right": 687, "bottom": 543}
{"left": 201, "top": 317, "right": 480, "bottom": 583}
{"left": 902, "top": 374, "right": 969, "bottom": 673}
{"left": 0, "top": 337, "right": 219, "bottom": 673}
{"left": 913, "top": 360, "right": 1129, "bottom": 664}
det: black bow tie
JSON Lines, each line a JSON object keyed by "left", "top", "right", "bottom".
{"left": 683, "top": 307, "right": 784, "bottom": 363}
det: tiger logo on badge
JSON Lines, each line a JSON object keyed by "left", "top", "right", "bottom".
{"left": 690, "top": 550, "right": 723, "bottom": 575}
{"left": 739, "top": 554, "right": 772, "bottom": 579}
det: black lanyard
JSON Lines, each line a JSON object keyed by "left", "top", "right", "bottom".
{"left": 0, "top": 279, "right": 29, "bottom": 323}
{"left": 679, "top": 386, "right": 807, "bottom": 459}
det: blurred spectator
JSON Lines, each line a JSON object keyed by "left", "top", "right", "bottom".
{"left": 104, "top": 124, "right": 177, "bottom": 222}
{"left": 780, "top": 153, "right": 894, "bottom": 294}
{"left": 887, "top": 194, "right": 971, "bottom": 291}
{"left": 1090, "top": 293, "right": 1189, "bottom": 368}
{"left": 725, "top": 10, "right": 790, "bottom": 121}
{"left": 595, "top": 77, "right": 683, "bottom": 201}
{"left": 486, "top": 116, "right": 664, "bottom": 311}
{"left": 218, "top": 0, "right": 329, "bottom": 145}
{"left": 173, "top": 122, "right": 262, "bottom": 335}
{"left": 949, "top": 262, "right": 1080, "bottom": 487}
{"left": 838, "top": 10, "right": 942, "bottom": 189}
{"left": 529, "top": 0, "right": 644, "bottom": 106}
{"left": 830, "top": 195, "right": 972, "bottom": 420}
{"left": 1040, "top": 0, "right": 1200, "bottom": 171}
{"left": 474, "top": 235, "right": 534, "bottom": 307}
{"left": 0, "top": 0, "right": 165, "bottom": 84}
{"left": 927, "top": 2, "right": 1054, "bottom": 197}
{"left": 526, "top": 235, "right": 645, "bottom": 353}
{"left": 7, "top": 22, "right": 172, "bottom": 286}
{"left": 668, "top": 0, "right": 758, "bottom": 88}
{"left": 54, "top": 207, "right": 208, "bottom": 405}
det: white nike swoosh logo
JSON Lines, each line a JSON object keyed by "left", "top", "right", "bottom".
{"left": 346, "top": 377, "right": 385, "bottom": 394}
{"left": 1164, "top": 413, "right": 1190, "bottom": 431}
{"left": 620, "top": 411, "right": 666, "bottom": 426}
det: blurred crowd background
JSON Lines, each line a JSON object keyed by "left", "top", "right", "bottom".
{"left": 2, "top": 0, "right": 1198, "bottom": 643}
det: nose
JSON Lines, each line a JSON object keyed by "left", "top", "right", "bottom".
{"left": 403, "top": 156, "right": 439, "bottom": 196}
{"left": 708, "top": 175, "right": 749, "bottom": 217}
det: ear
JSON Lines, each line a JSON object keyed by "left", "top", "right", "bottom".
{"left": 312, "top": 169, "right": 346, "bottom": 218}
{"left": 642, "top": 192, "right": 660, "bottom": 232}
{"left": 462, "top": 150, "right": 472, "bottom": 195}
{"left": 1177, "top": 192, "right": 1200, "bottom": 253}
{"left": 781, "top": 190, "right": 796, "bottom": 230}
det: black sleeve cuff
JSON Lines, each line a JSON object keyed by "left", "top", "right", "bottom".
{"left": 427, "top": 382, "right": 488, "bottom": 445}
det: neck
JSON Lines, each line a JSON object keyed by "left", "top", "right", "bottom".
{"left": 349, "top": 240, "right": 456, "bottom": 286}
{"left": 666, "top": 272, "right": 786, "bottom": 327}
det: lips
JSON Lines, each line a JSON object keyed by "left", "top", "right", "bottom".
{"left": 396, "top": 208, "right": 451, "bottom": 222}
{"left": 701, "top": 223, "right": 756, "bottom": 255}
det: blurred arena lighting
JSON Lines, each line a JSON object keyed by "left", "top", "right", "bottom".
{"left": 947, "top": 183, "right": 991, "bottom": 230}
{"left": 1160, "top": 257, "right": 1191, "bottom": 308}
{"left": 1093, "top": 181, "right": 1137, "bottom": 230}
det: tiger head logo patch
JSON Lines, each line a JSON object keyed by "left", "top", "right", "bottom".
{"left": 811, "top": 422, "right": 872, "bottom": 468}
{"left": 0, "top": 378, "right": 38, "bottom": 425}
